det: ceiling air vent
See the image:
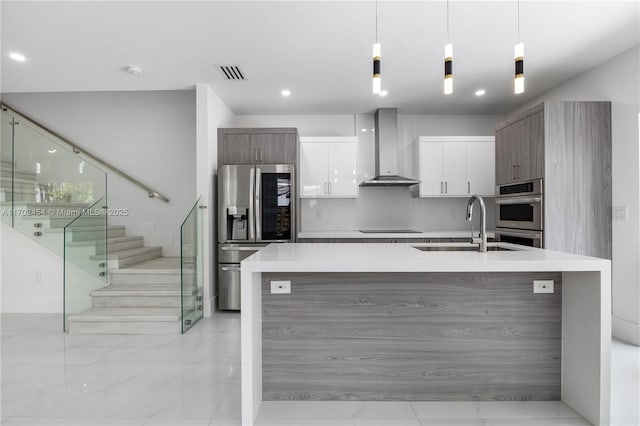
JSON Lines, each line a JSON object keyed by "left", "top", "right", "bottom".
{"left": 217, "top": 65, "right": 246, "bottom": 80}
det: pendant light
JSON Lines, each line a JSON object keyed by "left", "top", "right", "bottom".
{"left": 372, "top": 0, "right": 381, "bottom": 94}
{"left": 444, "top": 0, "right": 453, "bottom": 95}
{"left": 514, "top": 0, "right": 525, "bottom": 94}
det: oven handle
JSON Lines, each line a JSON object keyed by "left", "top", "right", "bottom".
{"left": 220, "top": 246, "right": 262, "bottom": 251}
{"left": 220, "top": 266, "right": 241, "bottom": 272}
{"left": 496, "top": 230, "right": 542, "bottom": 240}
{"left": 495, "top": 196, "right": 542, "bottom": 205}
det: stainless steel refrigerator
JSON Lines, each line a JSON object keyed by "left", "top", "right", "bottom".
{"left": 217, "top": 164, "right": 295, "bottom": 310}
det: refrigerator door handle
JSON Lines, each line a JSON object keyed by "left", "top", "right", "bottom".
{"left": 248, "top": 167, "right": 255, "bottom": 240}
{"left": 255, "top": 167, "right": 262, "bottom": 241}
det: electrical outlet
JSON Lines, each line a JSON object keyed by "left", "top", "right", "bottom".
{"left": 613, "top": 206, "right": 628, "bottom": 221}
{"left": 270, "top": 280, "right": 291, "bottom": 294}
{"left": 533, "top": 280, "right": 554, "bottom": 293}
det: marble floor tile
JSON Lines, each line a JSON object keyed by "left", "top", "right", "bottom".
{"left": 355, "top": 419, "right": 421, "bottom": 426}
{"left": 1, "top": 418, "right": 141, "bottom": 425}
{"left": 211, "top": 384, "right": 241, "bottom": 425}
{"left": 611, "top": 339, "right": 640, "bottom": 421}
{"left": 1, "top": 363, "right": 85, "bottom": 417}
{"left": 420, "top": 420, "right": 486, "bottom": 426}
{"left": 256, "top": 419, "right": 356, "bottom": 426}
{"left": 353, "top": 402, "right": 417, "bottom": 419}
{"left": 476, "top": 402, "right": 581, "bottom": 419}
{"left": 258, "top": 401, "right": 364, "bottom": 420}
{"left": 411, "top": 402, "right": 481, "bottom": 419}
{"left": 484, "top": 418, "right": 590, "bottom": 426}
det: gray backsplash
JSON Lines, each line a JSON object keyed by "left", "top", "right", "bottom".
{"left": 300, "top": 188, "right": 495, "bottom": 232}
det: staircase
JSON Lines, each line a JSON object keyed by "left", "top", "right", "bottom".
{"left": 3, "top": 105, "right": 203, "bottom": 335}
{"left": 67, "top": 237, "right": 196, "bottom": 335}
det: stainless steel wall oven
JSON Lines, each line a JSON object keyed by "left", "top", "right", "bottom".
{"left": 495, "top": 179, "right": 544, "bottom": 247}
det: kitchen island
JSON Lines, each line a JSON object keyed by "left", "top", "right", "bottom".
{"left": 241, "top": 243, "right": 611, "bottom": 426}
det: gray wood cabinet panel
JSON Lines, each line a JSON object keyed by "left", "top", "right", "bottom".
{"left": 544, "top": 102, "right": 612, "bottom": 259}
{"left": 495, "top": 126, "right": 515, "bottom": 184}
{"left": 494, "top": 110, "right": 544, "bottom": 184}
{"left": 218, "top": 128, "right": 298, "bottom": 165}
{"left": 526, "top": 110, "right": 545, "bottom": 180}
{"left": 262, "top": 271, "right": 562, "bottom": 401}
{"left": 252, "top": 133, "right": 296, "bottom": 164}
{"left": 218, "top": 132, "right": 253, "bottom": 164}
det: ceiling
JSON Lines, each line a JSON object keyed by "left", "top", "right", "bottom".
{"left": 1, "top": 1, "right": 638, "bottom": 115}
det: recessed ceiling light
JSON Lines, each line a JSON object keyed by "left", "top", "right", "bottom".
{"left": 125, "top": 65, "right": 143, "bottom": 76}
{"left": 361, "top": 128, "right": 368, "bottom": 132}
{"left": 9, "top": 52, "right": 26, "bottom": 62}
{"left": 475, "top": 89, "right": 486, "bottom": 96}
{"left": 379, "top": 90, "right": 388, "bottom": 97}
{"left": 281, "top": 89, "right": 291, "bottom": 97}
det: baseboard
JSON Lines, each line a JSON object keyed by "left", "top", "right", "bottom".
{"left": 612, "top": 316, "right": 640, "bottom": 346}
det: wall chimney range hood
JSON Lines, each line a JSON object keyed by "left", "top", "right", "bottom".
{"left": 360, "top": 108, "right": 420, "bottom": 187}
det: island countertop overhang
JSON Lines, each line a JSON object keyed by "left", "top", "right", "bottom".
{"left": 241, "top": 242, "right": 611, "bottom": 274}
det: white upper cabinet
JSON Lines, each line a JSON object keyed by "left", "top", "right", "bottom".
{"left": 415, "top": 136, "right": 495, "bottom": 197}
{"left": 465, "top": 141, "right": 495, "bottom": 196}
{"left": 300, "top": 137, "right": 358, "bottom": 198}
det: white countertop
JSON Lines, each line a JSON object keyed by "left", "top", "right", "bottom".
{"left": 297, "top": 230, "right": 495, "bottom": 239}
{"left": 242, "top": 242, "right": 610, "bottom": 273}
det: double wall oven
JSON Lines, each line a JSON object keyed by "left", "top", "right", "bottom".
{"left": 218, "top": 164, "right": 295, "bottom": 310}
{"left": 494, "top": 178, "right": 544, "bottom": 248}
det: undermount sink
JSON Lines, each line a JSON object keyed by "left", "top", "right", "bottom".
{"left": 412, "top": 245, "right": 518, "bottom": 252}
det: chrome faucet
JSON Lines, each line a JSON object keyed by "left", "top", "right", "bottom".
{"left": 466, "top": 194, "right": 487, "bottom": 253}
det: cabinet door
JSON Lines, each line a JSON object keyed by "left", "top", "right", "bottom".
{"left": 252, "top": 133, "right": 297, "bottom": 164}
{"left": 442, "top": 142, "right": 467, "bottom": 196}
{"left": 495, "top": 127, "right": 515, "bottom": 184}
{"left": 220, "top": 134, "right": 253, "bottom": 164}
{"left": 300, "top": 143, "right": 329, "bottom": 197}
{"left": 327, "top": 142, "right": 358, "bottom": 197}
{"left": 522, "top": 111, "right": 544, "bottom": 180}
{"left": 466, "top": 142, "right": 495, "bottom": 196}
{"left": 419, "top": 142, "right": 444, "bottom": 196}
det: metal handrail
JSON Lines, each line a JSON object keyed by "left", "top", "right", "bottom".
{"left": 1, "top": 103, "right": 170, "bottom": 203}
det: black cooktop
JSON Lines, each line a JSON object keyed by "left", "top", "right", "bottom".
{"left": 359, "top": 229, "right": 421, "bottom": 234}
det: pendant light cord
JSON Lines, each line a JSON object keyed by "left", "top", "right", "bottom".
{"left": 517, "top": 0, "right": 521, "bottom": 42}
{"left": 375, "top": 0, "right": 378, "bottom": 42}
{"left": 446, "top": 0, "right": 450, "bottom": 41}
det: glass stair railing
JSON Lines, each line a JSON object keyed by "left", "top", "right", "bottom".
{"left": 1, "top": 107, "right": 108, "bottom": 331}
{"left": 180, "top": 198, "right": 204, "bottom": 333}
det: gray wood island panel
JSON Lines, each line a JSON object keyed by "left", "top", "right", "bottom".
{"left": 262, "top": 272, "right": 562, "bottom": 402}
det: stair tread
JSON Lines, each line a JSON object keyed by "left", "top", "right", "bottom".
{"left": 90, "top": 246, "right": 162, "bottom": 260}
{"left": 67, "top": 307, "right": 181, "bottom": 322}
{"left": 91, "top": 284, "right": 194, "bottom": 296}
{"left": 111, "top": 257, "right": 182, "bottom": 274}
{"left": 46, "top": 225, "right": 125, "bottom": 233}
{"left": 66, "top": 235, "right": 143, "bottom": 247}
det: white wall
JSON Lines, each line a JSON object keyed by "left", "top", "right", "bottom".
{"left": 1, "top": 90, "right": 196, "bottom": 313}
{"left": 514, "top": 45, "right": 640, "bottom": 345}
{"left": 0, "top": 223, "right": 62, "bottom": 313}
{"left": 235, "top": 113, "right": 502, "bottom": 232}
{"left": 196, "top": 84, "right": 235, "bottom": 315}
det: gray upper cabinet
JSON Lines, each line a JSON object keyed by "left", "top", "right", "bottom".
{"left": 218, "top": 128, "right": 298, "bottom": 165}
{"left": 219, "top": 133, "right": 253, "bottom": 164}
{"left": 495, "top": 107, "right": 544, "bottom": 184}
{"left": 252, "top": 133, "right": 297, "bottom": 164}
